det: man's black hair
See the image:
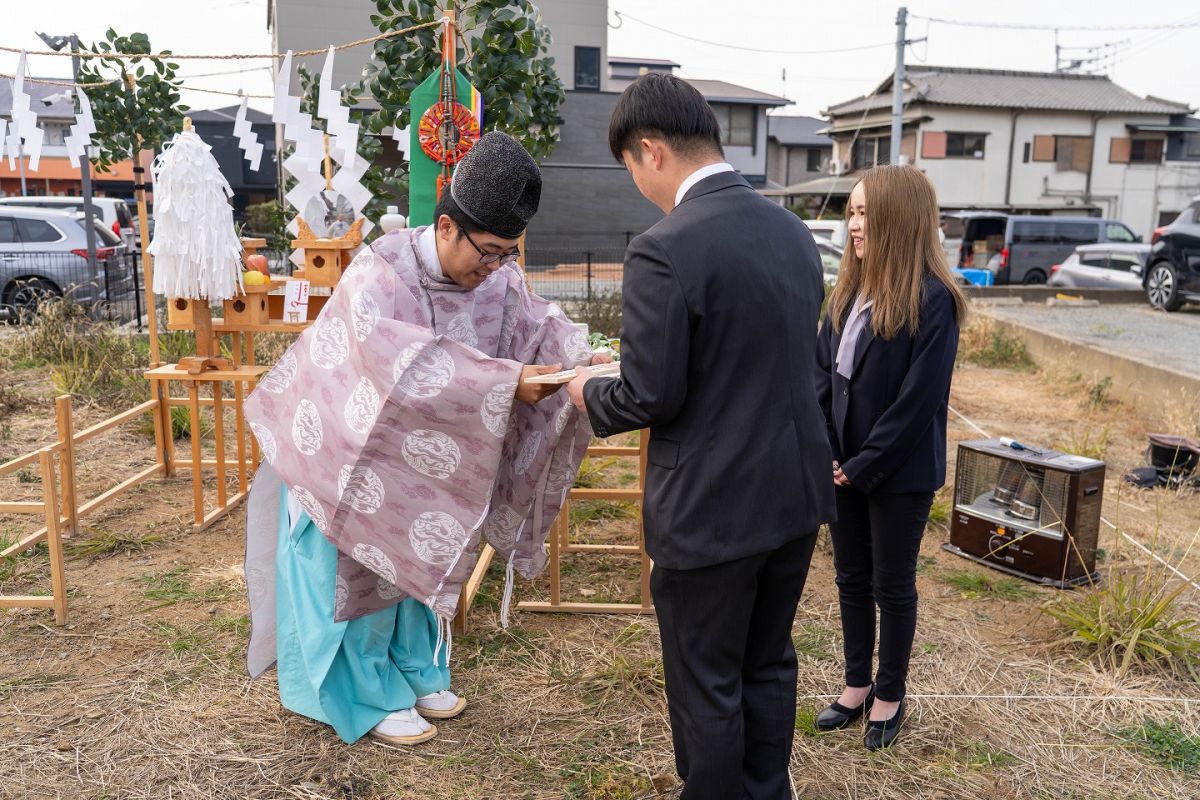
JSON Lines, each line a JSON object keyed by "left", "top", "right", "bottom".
{"left": 607, "top": 73, "right": 724, "bottom": 163}
{"left": 433, "top": 191, "right": 483, "bottom": 236}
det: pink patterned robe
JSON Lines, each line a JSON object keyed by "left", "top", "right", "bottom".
{"left": 244, "top": 228, "right": 593, "bottom": 676}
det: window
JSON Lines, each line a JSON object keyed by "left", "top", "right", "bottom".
{"left": 1105, "top": 223, "right": 1136, "bottom": 243}
{"left": 42, "top": 124, "right": 66, "bottom": 147}
{"left": 17, "top": 218, "right": 64, "bottom": 243}
{"left": 1108, "top": 252, "right": 1144, "bottom": 272}
{"left": 851, "top": 137, "right": 876, "bottom": 170}
{"left": 1130, "top": 139, "right": 1163, "bottom": 164}
{"left": 1077, "top": 252, "right": 1108, "bottom": 268}
{"left": 573, "top": 46, "right": 600, "bottom": 91}
{"left": 876, "top": 136, "right": 891, "bottom": 165}
{"left": 1188, "top": 132, "right": 1200, "bottom": 158}
{"left": 1111, "top": 137, "right": 1164, "bottom": 164}
{"left": 711, "top": 104, "right": 755, "bottom": 147}
{"left": 945, "top": 132, "right": 986, "bottom": 158}
{"left": 1012, "top": 221, "right": 1055, "bottom": 245}
{"left": 1056, "top": 222, "right": 1098, "bottom": 245}
{"left": 0, "top": 218, "right": 16, "bottom": 244}
{"left": 1055, "top": 137, "right": 1093, "bottom": 173}
{"left": 806, "top": 148, "right": 822, "bottom": 172}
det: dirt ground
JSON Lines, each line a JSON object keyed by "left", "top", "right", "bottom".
{"left": 1, "top": 329, "right": 1198, "bottom": 799}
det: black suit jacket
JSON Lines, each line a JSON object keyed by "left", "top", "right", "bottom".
{"left": 582, "top": 171, "right": 836, "bottom": 570}
{"left": 815, "top": 277, "right": 960, "bottom": 495}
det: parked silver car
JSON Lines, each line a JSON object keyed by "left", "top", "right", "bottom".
{"left": 0, "top": 207, "right": 131, "bottom": 320}
{"left": 1048, "top": 243, "right": 1150, "bottom": 290}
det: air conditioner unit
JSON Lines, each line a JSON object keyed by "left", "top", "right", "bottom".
{"left": 943, "top": 439, "right": 1104, "bottom": 588}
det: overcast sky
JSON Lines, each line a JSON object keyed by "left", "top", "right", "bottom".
{"left": 3, "top": 0, "right": 1197, "bottom": 119}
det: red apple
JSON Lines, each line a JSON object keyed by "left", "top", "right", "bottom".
{"left": 246, "top": 253, "right": 270, "bottom": 275}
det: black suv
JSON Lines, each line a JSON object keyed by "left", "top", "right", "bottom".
{"left": 1145, "top": 196, "right": 1200, "bottom": 311}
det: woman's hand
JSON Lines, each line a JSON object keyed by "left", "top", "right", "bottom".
{"left": 515, "top": 363, "right": 564, "bottom": 404}
{"left": 590, "top": 352, "right": 615, "bottom": 366}
{"left": 833, "top": 460, "right": 851, "bottom": 487}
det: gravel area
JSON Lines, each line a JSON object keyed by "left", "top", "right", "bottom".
{"left": 978, "top": 302, "right": 1200, "bottom": 378}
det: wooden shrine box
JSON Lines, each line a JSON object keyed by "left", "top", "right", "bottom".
{"left": 167, "top": 297, "right": 201, "bottom": 327}
{"left": 291, "top": 217, "right": 364, "bottom": 288}
{"left": 222, "top": 283, "right": 272, "bottom": 326}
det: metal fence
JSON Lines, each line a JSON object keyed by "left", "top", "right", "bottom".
{"left": 523, "top": 246, "right": 627, "bottom": 302}
{"left": 0, "top": 250, "right": 144, "bottom": 325}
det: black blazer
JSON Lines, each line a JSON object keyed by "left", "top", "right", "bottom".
{"left": 583, "top": 171, "right": 836, "bottom": 570}
{"left": 815, "top": 277, "right": 960, "bottom": 495}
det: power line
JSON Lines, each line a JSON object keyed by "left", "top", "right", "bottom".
{"left": 611, "top": 10, "right": 895, "bottom": 55}
{"left": 910, "top": 13, "right": 1200, "bottom": 32}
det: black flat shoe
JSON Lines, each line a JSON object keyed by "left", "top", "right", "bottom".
{"left": 815, "top": 684, "right": 875, "bottom": 731}
{"left": 863, "top": 698, "right": 905, "bottom": 750}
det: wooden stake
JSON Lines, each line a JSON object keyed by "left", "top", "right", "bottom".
{"left": 54, "top": 396, "right": 77, "bottom": 538}
{"left": 40, "top": 449, "right": 68, "bottom": 625}
{"left": 212, "top": 380, "right": 227, "bottom": 508}
{"left": 638, "top": 429, "right": 652, "bottom": 610}
{"left": 188, "top": 383, "right": 204, "bottom": 525}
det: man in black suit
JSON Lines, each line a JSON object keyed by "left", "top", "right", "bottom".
{"left": 566, "top": 74, "right": 836, "bottom": 800}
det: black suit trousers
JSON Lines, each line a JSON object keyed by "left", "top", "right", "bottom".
{"left": 650, "top": 532, "right": 818, "bottom": 800}
{"left": 829, "top": 487, "right": 934, "bottom": 701}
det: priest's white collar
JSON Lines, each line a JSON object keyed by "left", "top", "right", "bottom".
{"left": 674, "top": 162, "right": 735, "bottom": 208}
{"left": 417, "top": 224, "right": 448, "bottom": 282}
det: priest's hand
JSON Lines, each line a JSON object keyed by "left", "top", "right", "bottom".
{"left": 516, "top": 363, "right": 564, "bottom": 405}
{"left": 590, "top": 353, "right": 615, "bottom": 366}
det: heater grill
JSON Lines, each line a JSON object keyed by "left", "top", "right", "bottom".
{"left": 944, "top": 439, "right": 1104, "bottom": 588}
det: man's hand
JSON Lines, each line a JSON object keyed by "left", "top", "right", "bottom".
{"left": 515, "top": 363, "right": 564, "bottom": 405}
{"left": 566, "top": 366, "right": 600, "bottom": 415}
{"left": 590, "top": 353, "right": 615, "bottom": 366}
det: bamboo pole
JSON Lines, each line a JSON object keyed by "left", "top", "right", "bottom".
{"left": 53, "top": 396, "right": 77, "bottom": 538}
{"left": 124, "top": 72, "right": 160, "bottom": 367}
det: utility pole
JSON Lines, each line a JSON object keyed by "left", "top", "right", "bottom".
{"left": 38, "top": 32, "right": 98, "bottom": 283}
{"left": 890, "top": 6, "right": 907, "bottom": 166}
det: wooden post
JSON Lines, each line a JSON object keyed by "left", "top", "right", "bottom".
{"left": 40, "top": 449, "right": 68, "bottom": 625}
{"left": 549, "top": 506, "right": 562, "bottom": 606}
{"left": 156, "top": 379, "right": 176, "bottom": 478}
{"left": 54, "top": 396, "right": 77, "bottom": 538}
{"left": 188, "top": 383, "right": 204, "bottom": 525}
{"left": 231, "top": 332, "right": 249, "bottom": 495}
{"left": 212, "top": 380, "right": 227, "bottom": 508}
{"left": 124, "top": 72, "right": 159, "bottom": 367}
{"left": 638, "top": 429, "right": 652, "bottom": 610}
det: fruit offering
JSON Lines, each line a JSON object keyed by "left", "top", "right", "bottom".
{"left": 246, "top": 253, "right": 270, "bottom": 275}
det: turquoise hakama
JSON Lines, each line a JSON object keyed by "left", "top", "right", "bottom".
{"left": 274, "top": 485, "right": 450, "bottom": 744}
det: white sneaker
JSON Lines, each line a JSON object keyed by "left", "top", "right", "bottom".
{"left": 415, "top": 689, "right": 467, "bottom": 719}
{"left": 369, "top": 708, "right": 437, "bottom": 745}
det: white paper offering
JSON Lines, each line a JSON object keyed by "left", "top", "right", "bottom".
{"left": 524, "top": 362, "right": 620, "bottom": 385}
{"left": 284, "top": 280, "right": 311, "bottom": 323}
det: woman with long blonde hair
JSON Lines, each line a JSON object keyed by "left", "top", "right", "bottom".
{"left": 814, "top": 164, "right": 967, "bottom": 750}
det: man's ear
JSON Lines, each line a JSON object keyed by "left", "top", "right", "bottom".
{"left": 436, "top": 214, "right": 454, "bottom": 240}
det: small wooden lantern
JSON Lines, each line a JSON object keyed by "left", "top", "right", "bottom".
{"left": 221, "top": 284, "right": 272, "bottom": 327}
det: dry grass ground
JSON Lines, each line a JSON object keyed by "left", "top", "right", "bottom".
{"left": 1, "top": 313, "right": 1198, "bottom": 799}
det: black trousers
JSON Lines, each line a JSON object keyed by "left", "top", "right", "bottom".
{"left": 651, "top": 532, "right": 818, "bottom": 800}
{"left": 829, "top": 487, "right": 934, "bottom": 702}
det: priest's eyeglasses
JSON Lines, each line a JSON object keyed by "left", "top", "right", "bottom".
{"left": 459, "top": 225, "right": 521, "bottom": 267}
